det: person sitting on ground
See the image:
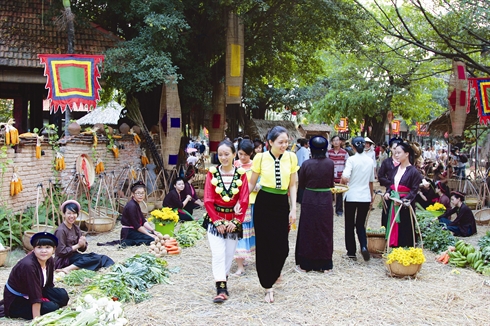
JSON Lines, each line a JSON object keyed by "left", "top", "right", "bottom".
{"left": 3, "top": 232, "right": 69, "bottom": 320}
{"left": 181, "top": 167, "right": 204, "bottom": 216}
{"left": 438, "top": 191, "right": 477, "bottom": 237}
{"left": 162, "top": 177, "right": 194, "bottom": 221}
{"left": 416, "top": 178, "right": 437, "bottom": 209}
{"left": 120, "top": 181, "right": 162, "bottom": 246}
{"left": 434, "top": 181, "right": 451, "bottom": 211}
{"left": 54, "top": 200, "right": 114, "bottom": 274}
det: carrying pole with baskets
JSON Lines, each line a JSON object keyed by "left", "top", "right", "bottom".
{"left": 384, "top": 200, "right": 424, "bottom": 278}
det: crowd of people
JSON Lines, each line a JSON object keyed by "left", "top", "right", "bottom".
{"left": 2, "top": 128, "right": 480, "bottom": 320}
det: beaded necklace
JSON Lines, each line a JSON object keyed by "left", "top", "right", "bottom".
{"left": 209, "top": 165, "right": 245, "bottom": 202}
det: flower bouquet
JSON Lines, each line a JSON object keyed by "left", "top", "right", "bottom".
{"left": 385, "top": 247, "right": 426, "bottom": 277}
{"left": 149, "top": 207, "right": 179, "bottom": 235}
{"left": 426, "top": 202, "right": 446, "bottom": 218}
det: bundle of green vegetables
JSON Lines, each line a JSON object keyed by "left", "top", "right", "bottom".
{"left": 30, "top": 294, "right": 127, "bottom": 326}
{"left": 416, "top": 208, "right": 456, "bottom": 253}
{"left": 174, "top": 221, "right": 206, "bottom": 247}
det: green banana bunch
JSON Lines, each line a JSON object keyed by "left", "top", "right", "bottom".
{"left": 448, "top": 250, "right": 468, "bottom": 267}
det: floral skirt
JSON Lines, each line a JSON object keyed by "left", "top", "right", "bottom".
{"left": 234, "top": 205, "right": 256, "bottom": 259}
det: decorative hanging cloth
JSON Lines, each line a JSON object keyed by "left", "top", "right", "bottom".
{"left": 468, "top": 77, "right": 490, "bottom": 125}
{"left": 38, "top": 54, "right": 104, "bottom": 113}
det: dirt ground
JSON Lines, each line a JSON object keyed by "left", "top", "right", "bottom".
{"left": 1, "top": 186, "right": 490, "bottom": 325}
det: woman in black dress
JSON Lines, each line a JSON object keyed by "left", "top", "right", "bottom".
{"left": 3, "top": 232, "right": 69, "bottom": 320}
{"left": 295, "top": 136, "right": 335, "bottom": 273}
{"left": 384, "top": 142, "right": 423, "bottom": 247}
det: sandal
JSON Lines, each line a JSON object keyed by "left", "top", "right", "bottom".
{"left": 264, "top": 289, "right": 274, "bottom": 303}
{"left": 213, "top": 293, "right": 228, "bottom": 303}
{"left": 294, "top": 265, "right": 307, "bottom": 273}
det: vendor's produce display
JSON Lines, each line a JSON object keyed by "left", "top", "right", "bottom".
{"left": 83, "top": 254, "right": 171, "bottom": 303}
{"left": 416, "top": 209, "right": 456, "bottom": 253}
{"left": 30, "top": 294, "right": 128, "bottom": 326}
{"left": 141, "top": 152, "right": 150, "bottom": 166}
{"left": 174, "top": 221, "right": 207, "bottom": 247}
{"left": 148, "top": 234, "right": 182, "bottom": 256}
{"left": 111, "top": 144, "right": 119, "bottom": 158}
{"left": 425, "top": 202, "right": 446, "bottom": 217}
{"left": 95, "top": 158, "right": 105, "bottom": 174}
{"left": 447, "top": 240, "right": 490, "bottom": 275}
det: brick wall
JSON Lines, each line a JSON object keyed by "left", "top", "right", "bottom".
{"left": 0, "top": 135, "right": 141, "bottom": 213}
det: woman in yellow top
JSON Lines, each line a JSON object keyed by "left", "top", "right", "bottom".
{"left": 248, "top": 126, "right": 299, "bottom": 303}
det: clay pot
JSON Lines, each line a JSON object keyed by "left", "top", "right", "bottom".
{"left": 119, "top": 123, "right": 130, "bottom": 135}
{"left": 94, "top": 123, "right": 106, "bottom": 135}
{"left": 132, "top": 125, "right": 141, "bottom": 134}
{"left": 67, "top": 122, "right": 81, "bottom": 135}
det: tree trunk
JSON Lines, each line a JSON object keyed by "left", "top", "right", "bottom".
{"left": 364, "top": 111, "right": 387, "bottom": 144}
{"left": 208, "top": 83, "right": 226, "bottom": 163}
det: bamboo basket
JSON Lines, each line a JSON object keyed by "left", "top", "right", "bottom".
{"left": 367, "top": 235, "right": 386, "bottom": 255}
{"left": 474, "top": 208, "right": 490, "bottom": 225}
{"left": 384, "top": 203, "right": 424, "bottom": 278}
{"left": 0, "top": 247, "right": 10, "bottom": 267}
{"left": 22, "top": 231, "right": 36, "bottom": 251}
{"left": 465, "top": 196, "right": 478, "bottom": 210}
{"left": 86, "top": 217, "right": 114, "bottom": 233}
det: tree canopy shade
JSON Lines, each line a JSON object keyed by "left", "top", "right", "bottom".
{"left": 69, "top": 0, "right": 368, "bottom": 136}
{"left": 353, "top": 0, "right": 490, "bottom": 77}
{"left": 308, "top": 4, "right": 448, "bottom": 144}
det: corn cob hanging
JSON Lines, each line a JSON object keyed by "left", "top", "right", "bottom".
{"left": 35, "top": 136, "right": 42, "bottom": 159}
{"left": 130, "top": 128, "right": 141, "bottom": 145}
{"left": 95, "top": 158, "right": 105, "bottom": 174}
{"left": 55, "top": 152, "right": 66, "bottom": 171}
{"left": 131, "top": 167, "right": 137, "bottom": 180}
{"left": 10, "top": 172, "right": 23, "bottom": 196}
{"left": 141, "top": 152, "right": 149, "bottom": 166}
{"left": 111, "top": 144, "right": 119, "bottom": 159}
{"left": 1, "top": 119, "right": 19, "bottom": 146}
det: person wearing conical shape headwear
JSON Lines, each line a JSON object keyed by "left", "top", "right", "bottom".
{"left": 295, "top": 136, "right": 335, "bottom": 273}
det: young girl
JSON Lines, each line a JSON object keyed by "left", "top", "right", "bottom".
{"left": 3, "top": 232, "right": 69, "bottom": 320}
{"left": 248, "top": 126, "right": 299, "bottom": 303}
{"left": 204, "top": 139, "right": 249, "bottom": 303}
{"left": 233, "top": 139, "right": 257, "bottom": 275}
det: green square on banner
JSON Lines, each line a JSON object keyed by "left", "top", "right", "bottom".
{"left": 59, "top": 66, "right": 87, "bottom": 90}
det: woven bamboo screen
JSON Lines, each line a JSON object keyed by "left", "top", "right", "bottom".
{"left": 225, "top": 12, "right": 244, "bottom": 105}
{"left": 159, "top": 78, "right": 182, "bottom": 168}
{"left": 448, "top": 60, "right": 469, "bottom": 137}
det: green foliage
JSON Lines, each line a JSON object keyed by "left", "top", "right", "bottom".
{"left": 416, "top": 209, "right": 456, "bottom": 253}
{"left": 0, "top": 99, "right": 13, "bottom": 121}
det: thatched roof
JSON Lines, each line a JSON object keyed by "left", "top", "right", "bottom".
{"left": 246, "top": 119, "right": 301, "bottom": 142}
{"left": 297, "top": 124, "right": 333, "bottom": 133}
{"left": 427, "top": 105, "right": 480, "bottom": 136}
{"left": 77, "top": 101, "right": 124, "bottom": 125}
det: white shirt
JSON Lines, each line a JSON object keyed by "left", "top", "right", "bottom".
{"left": 296, "top": 146, "right": 310, "bottom": 167}
{"left": 342, "top": 152, "right": 375, "bottom": 202}
{"left": 365, "top": 148, "right": 376, "bottom": 168}
{"left": 187, "top": 156, "right": 198, "bottom": 165}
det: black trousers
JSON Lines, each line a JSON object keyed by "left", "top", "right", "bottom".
{"left": 344, "top": 201, "right": 370, "bottom": 256}
{"left": 8, "top": 287, "right": 69, "bottom": 320}
{"left": 121, "top": 228, "right": 154, "bottom": 246}
{"left": 335, "top": 193, "right": 344, "bottom": 215}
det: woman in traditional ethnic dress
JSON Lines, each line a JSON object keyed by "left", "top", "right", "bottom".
{"left": 233, "top": 139, "right": 257, "bottom": 275}
{"left": 248, "top": 126, "right": 299, "bottom": 303}
{"left": 3, "top": 232, "right": 69, "bottom": 320}
{"left": 384, "top": 142, "right": 423, "bottom": 248}
{"left": 120, "top": 181, "right": 162, "bottom": 246}
{"left": 162, "top": 177, "right": 194, "bottom": 221}
{"left": 54, "top": 200, "right": 114, "bottom": 274}
{"left": 295, "top": 136, "right": 335, "bottom": 273}
{"left": 204, "top": 140, "right": 249, "bottom": 303}
{"left": 181, "top": 167, "right": 204, "bottom": 216}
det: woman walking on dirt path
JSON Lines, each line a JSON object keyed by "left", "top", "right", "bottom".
{"left": 203, "top": 140, "right": 249, "bottom": 303}
{"left": 248, "top": 126, "right": 299, "bottom": 303}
